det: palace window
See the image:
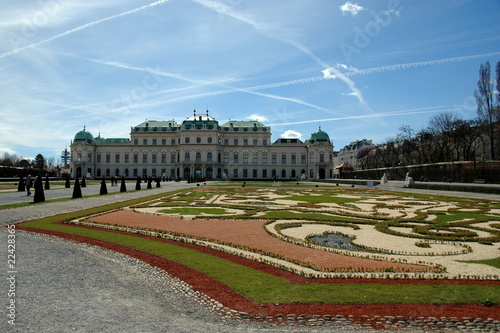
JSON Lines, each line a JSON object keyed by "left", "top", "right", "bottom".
{"left": 152, "top": 154, "right": 157, "bottom": 163}
{"left": 152, "top": 139, "right": 157, "bottom": 145}
{"left": 291, "top": 154, "right": 296, "bottom": 164}
{"left": 281, "top": 154, "right": 286, "bottom": 164}
{"left": 196, "top": 152, "right": 201, "bottom": 162}
{"left": 133, "top": 154, "right": 138, "bottom": 163}
{"left": 115, "top": 154, "right": 120, "bottom": 163}
{"left": 243, "top": 154, "right": 248, "bottom": 164}
{"left": 233, "top": 154, "right": 239, "bottom": 163}
{"left": 142, "top": 154, "right": 148, "bottom": 163}
{"left": 106, "top": 154, "right": 110, "bottom": 163}
{"left": 207, "top": 152, "right": 213, "bottom": 162}
{"left": 185, "top": 153, "right": 190, "bottom": 162}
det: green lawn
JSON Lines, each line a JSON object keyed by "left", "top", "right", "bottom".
{"left": 159, "top": 207, "right": 231, "bottom": 215}
{"left": 281, "top": 195, "right": 363, "bottom": 204}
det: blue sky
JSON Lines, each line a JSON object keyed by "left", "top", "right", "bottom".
{"left": 1, "top": 0, "right": 499, "bottom": 162}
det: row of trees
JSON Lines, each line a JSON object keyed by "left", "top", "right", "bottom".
{"left": 0, "top": 153, "right": 56, "bottom": 169}
{"left": 357, "top": 61, "right": 500, "bottom": 169}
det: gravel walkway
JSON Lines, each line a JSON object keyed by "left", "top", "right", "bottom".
{"left": 2, "top": 181, "right": 498, "bottom": 332}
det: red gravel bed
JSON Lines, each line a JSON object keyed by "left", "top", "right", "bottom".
{"left": 87, "top": 210, "right": 434, "bottom": 272}
{"left": 15, "top": 223, "right": 500, "bottom": 322}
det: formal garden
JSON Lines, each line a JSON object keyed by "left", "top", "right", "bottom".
{"left": 16, "top": 183, "right": 500, "bottom": 327}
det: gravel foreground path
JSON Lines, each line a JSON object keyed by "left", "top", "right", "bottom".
{"left": 2, "top": 181, "right": 499, "bottom": 332}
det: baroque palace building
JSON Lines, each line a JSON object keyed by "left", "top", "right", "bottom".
{"left": 70, "top": 111, "right": 334, "bottom": 181}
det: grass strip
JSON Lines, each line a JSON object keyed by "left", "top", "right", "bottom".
{"left": 17, "top": 196, "right": 500, "bottom": 306}
{"left": 461, "top": 257, "right": 500, "bottom": 269}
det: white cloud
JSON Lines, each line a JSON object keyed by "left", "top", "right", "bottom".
{"left": 247, "top": 114, "right": 268, "bottom": 122}
{"left": 281, "top": 130, "right": 302, "bottom": 139}
{"left": 337, "top": 63, "right": 358, "bottom": 72}
{"left": 339, "top": 2, "right": 364, "bottom": 16}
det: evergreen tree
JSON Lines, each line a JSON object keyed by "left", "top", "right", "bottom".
{"left": 33, "top": 174, "right": 45, "bottom": 203}
{"left": 17, "top": 176, "right": 25, "bottom": 192}
{"left": 45, "top": 175, "right": 50, "bottom": 190}
{"left": 33, "top": 154, "right": 46, "bottom": 169}
{"left": 72, "top": 177, "right": 82, "bottom": 199}
{"left": 120, "top": 177, "right": 127, "bottom": 192}
{"left": 81, "top": 177, "right": 86, "bottom": 187}
{"left": 135, "top": 177, "right": 141, "bottom": 190}
{"left": 65, "top": 176, "right": 70, "bottom": 188}
{"left": 100, "top": 178, "right": 108, "bottom": 195}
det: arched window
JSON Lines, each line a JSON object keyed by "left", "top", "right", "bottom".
{"left": 281, "top": 169, "right": 286, "bottom": 178}
{"left": 184, "top": 152, "right": 190, "bottom": 162}
{"left": 115, "top": 168, "right": 120, "bottom": 176}
{"left": 185, "top": 137, "right": 190, "bottom": 144}
{"left": 196, "top": 152, "right": 201, "bottom": 162}
{"left": 207, "top": 152, "right": 213, "bottom": 162}
{"left": 196, "top": 137, "right": 201, "bottom": 144}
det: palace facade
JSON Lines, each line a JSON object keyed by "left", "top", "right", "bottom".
{"left": 70, "top": 112, "right": 334, "bottom": 180}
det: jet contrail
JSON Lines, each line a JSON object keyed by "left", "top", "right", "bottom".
{"left": 342, "top": 52, "right": 500, "bottom": 78}
{"left": 191, "top": 0, "right": 366, "bottom": 104}
{"left": 269, "top": 105, "right": 467, "bottom": 127}
{"left": 0, "top": 0, "right": 172, "bottom": 59}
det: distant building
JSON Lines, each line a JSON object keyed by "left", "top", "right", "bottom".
{"left": 70, "top": 111, "right": 335, "bottom": 180}
{"left": 335, "top": 139, "right": 373, "bottom": 171}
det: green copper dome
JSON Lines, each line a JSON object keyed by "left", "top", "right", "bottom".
{"left": 74, "top": 127, "right": 94, "bottom": 143}
{"left": 307, "top": 128, "right": 330, "bottom": 144}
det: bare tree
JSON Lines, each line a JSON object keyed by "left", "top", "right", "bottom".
{"left": 474, "top": 61, "right": 499, "bottom": 160}
{"left": 428, "top": 112, "right": 461, "bottom": 162}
